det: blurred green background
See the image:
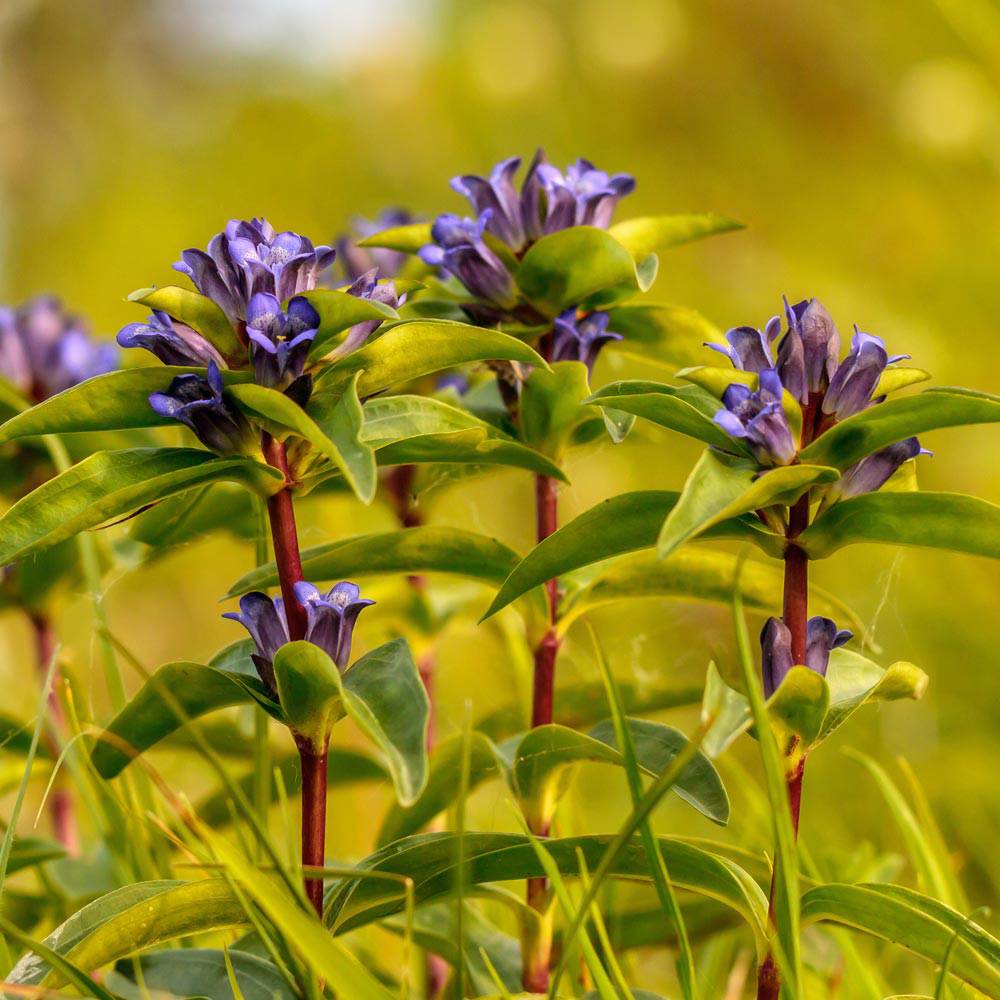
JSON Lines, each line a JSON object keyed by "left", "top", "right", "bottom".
{"left": 3, "top": 0, "right": 1000, "bottom": 988}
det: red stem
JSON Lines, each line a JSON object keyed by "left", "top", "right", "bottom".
{"left": 296, "top": 737, "right": 328, "bottom": 915}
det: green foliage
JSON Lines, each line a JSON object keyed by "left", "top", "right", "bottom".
{"left": 127, "top": 286, "right": 244, "bottom": 362}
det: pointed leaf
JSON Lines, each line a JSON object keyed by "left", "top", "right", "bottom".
{"left": 272, "top": 641, "right": 343, "bottom": 751}
{"left": 603, "top": 303, "right": 723, "bottom": 369}
{"left": 0, "top": 448, "right": 284, "bottom": 565}
{"left": 608, "top": 214, "right": 745, "bottom": 256}
{"left": 357, "top": 222, "right": 433, "bottom": 253}
{"left": 128, "top": 286, "right": 244, "bottom": 362}
{"left": 519, "top": 361, "right": 592, "bottom": 459}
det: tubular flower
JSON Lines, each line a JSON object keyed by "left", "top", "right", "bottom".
{"left": 777, "top": 297, "right": 840, "bottom": 402}
{"left": 534, "top": 156, "right": 637, "bottom": 232}
{"left": 0, "top": 297, "right": 117, "bottom": 402}
{"left": 706, "top": 316, "right": 783, "bottom": 374}
{"left": 148, "top": 361, "right": 256, "bottom": 456}
{"left": 118, "top": 310, "right": 227, "bottom": 369}
{"left": 713, "top": 369, "right": 797, "bottom": 466}
{"left": 829, "top": 437, "right": 931, "bottom": 501}
{"left": 336, "top": 209, "right": 413, "bottom": 283}
{"left": 822, "top": 327, "right": 909, "bottom": 420}
{"left": 293, "top": 581, "right": 375, "bottom": 671}
{"left": 245, "top": 293, "right": 320, "bottom": 389}
{"left": 324, "top": 267, "right": 402, "bottom": 362}
{"left": 551, "top": 309, "right": 622, "bottom": 374}
{"left": 761, "top": 615, "right": 852, "bottom": 698}
{"left": 173, "top": 218, "right": 336, "bottom": 327}
{"left": 222, "top": 591, "right": 290, "bottom": 692}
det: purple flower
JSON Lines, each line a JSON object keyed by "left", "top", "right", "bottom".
{"left": 822, "top": 327, "right": 909, "bottom": 420}
{"left": 118, "top": 310, "right": 227, "bottom": 369}
{"left": 761, "top": 615, "right": 852, "bottom": 698}
{"left": 713, "top": 370, "right": 797, "bottom": 466}
{"left": 706, "top": 316, "right": 783, "bottom": 374}
{"left": 830, "top": 437, "right": 931, "bottom": 501}
{"left": 551, "top": 309, "right": 623, "bottom": 374}
{"left": 337, "top": 209, "right": 413, "bottom": 283}
{"left": 323, "top": 268, "right": 402, "bottom": 362}
{"left": 0, "top": 297, "right": 117, "bottom": 402}
{"left": 148, "top": 361, "right": 256, "bottom": 456}
{"left": 293, "top": 581, "right": 375, "bottom": 670}
{"left": 534, "top": 156, "right": 637, "bottom": 233}
{"left": 418, "top": 212, "right": 516, "bottom": 308}
{"left": 451, "top": 156, "right": 530, "bottom": 252}
{"left": 222, "top": 591, "right": 290, "bottom": 692}
{"left": 775, "top": 298, "right": 840, "bottom": 403}
{"left": 173, "top": 218, "right": 336, "bottom": 327}
{"left": 245, "top": 293, "right": 320, "bottom": 389}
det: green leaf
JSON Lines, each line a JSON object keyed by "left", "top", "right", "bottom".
{"left": 801, "top": 882, "right": 1000, "bottom": 997}
{"left": 675, "top": 366, "right": 804, "bottom": 435}
{"left": 91, "top": 662, "right": 277, "bottom": 779}
{"left": 519, "top": 361, "right": 591, "bottom": 459}
{"left": 341, "top": 638, "right": 429, "bottom": 805}
{"left": 324, "top": 832, "right": 765, "bottom": 937}
{"left": 586, "top": 379, "right": 752, "bottom": 453}
{"left": 7, "top": 879, "right": 245, "bottom": 987}
{"left": 357, "top": 222, "right": 433, "bottom": 253}
{"left": 128, "top": 286, "right": 244, "bottom": 362}
{"left": 272, "top": 641, "right": 343, "bottom": 752}
{"left": 799, "top": 491, "right": 1000, "bottom": 560}
{"left": 608, "top": 213, "right": 745, "bottom": 256}
{"left": 106, "top": 949, "right": 295, "bottom": 1000}
{"left": 5, "top": 837, "right": 65, "bottom": 875}
{"left": 603, "top": 303, "right": 723, "bottom": 369}
{"left": 315, "top": 319, "right": 547, "bottom": 396}
{"left": 296, "top": 288, "right": 399, "bottom": 361}
{"left": 767, "top": 666, "right": 830, "bottom": 750}
{"left": 515, "top": 227, "right": 639, "bottom": 317}
{"left": 0, "top": 448, "right": 284, "bottom": 565}
{"left": 228, "top": 381, "right": 375, "bottom": 502}
{"left": 800, "top": 387, "right": 1000, "bottom": 470}
{"left": 482, "top": 489, "right": 780, "bottom": 620}
{"left": 0, "top": 367, "right": 255, "bottom": 441}
{"left": 658, "top": 450, "right": 838, "bottom": 559}
{"left": 878, "top": 368, "right": 932, "bottom": 394}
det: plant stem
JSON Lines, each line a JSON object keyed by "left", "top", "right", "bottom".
{"left": 253, "top": 496, "right": 272, "bottom": 861}
{"left": 29, "top": 612, "right": 78, "bottom": 855}
{"left": 757, "top": 493, "right": 810, "bottom": 1000}
{"left": 260, "top": 432, "right": 326, "bottom": 915}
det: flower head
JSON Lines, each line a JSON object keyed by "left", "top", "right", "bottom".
{"left": 0, "top": 297, "right": 117, "bottom": 402}
{"left": 822, "top": 327, "right": 909, "bottom": 420}
{"left": 337, "top": 209, "right": 413, "bottom": 283}
{"left": 173, "top": 218, "right": 336, "bottom": 327}
{"left": 706, "top": 316, "right": 783, "bottom": 374}
{"left": 776, "top": 297, "right": 841, "bottom": 403}
{"left": 551, "top": 309, "right": 622, "bottom": 374}
{"left": 761, "top": 615, "right": 852, "bottom": 698}
{"left": 713, "top": 370, "right": 797, "bottom": 466}
{"left": 118, "top": 310, "right": 227, "bottom": 369}
{"left": 148, "top": 361, "right": 256, "bottom": 456}
{"left": 534, "top": 156, "right": 637, "bottom": 233}
{"left": 245, "top": 293, "right": 320, "bottom": 389}
{"left": 829, "top": 437, "right": 931, "bottom": 501}
{"left": 222, "top": 591, "right": 290, "bottom": 692}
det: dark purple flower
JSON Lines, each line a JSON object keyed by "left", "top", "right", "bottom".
{"left": 831, "top": 437, "right": 931, "bottom": 501}
{"left": 322, "top": 268, "right": 402, "bottom": 362}
{"left": 451, "top": 156, "right": 529, "bottom": 252}
{"left": 0, "top": 297, "right": 117, "bottom": 402}
{"left": 173, "top": 218, "right": 336, "bottom": 327}
{"left": 337, "top": 209, "right": 413, "bottom": 283}
{"left": 222, "top": 591, "right": 290, "bottom": 692}
{"left": 713, "top": 369, "right": 797, "bottom": 466}
{"left": 551, "top": 309, "right": 623, "bottom": 374}
{"left": 776, "top": 298, "right": 840, "bottom": 403}
{"left": 245, "top": 293, "right": 320, "bottom": 389}
{"left": 706, "top": 316, "right": 782, "bottom": 374}
{"left": 293, "top": 581, "right": 375, "bottom": 671}
{"left": 118, "top": 310, "right": 227, "bottom": 369}
{"left": 418, "top": 212, "right": 516, "bottom": 308}
{"left": 761, "top": 615, "right": 852, "bottom": 697}
{"left": 535, "top": 157, "right": 637, "bottom": 232}
{"left": 148, "top": 361, "right": 255, "bottom": 456}
{"left": 822, "top": 327, "right": 909, "bottom": 420}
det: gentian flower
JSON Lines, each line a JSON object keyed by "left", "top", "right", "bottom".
{"left": 148, "top": 361, "right": 256, "bottom": 456}
{"left": 418, "top": 212, "right": 516, "bottom": 308}
{"left": 173, "top": 218, "right": 336, "bottom": 327}
{"left": 337, "top": 209, "right": 413, "bottom": 283}
{"left": 245, "top": 293, "right": 320, "bottom": 389}
{"left": 322, "top": 267, "right": 402, "bottom": 362}
{"left": 222, "top": 591, "right": 290, "bottom": 692}
{"left": 713, "top": 369, "right": 797, "bottom": 466}
{"left": 706, "top": 316, "right": 783, "bottom": 374}
{"left": 822, "top": 327, "right": 909, "bottom": 421}
{"left": 118, "top": 310, "right": 227, "bottom": 369}
{"left": 0, "top": 297, "right": 117, "bottom": 402}
{"left": 534, "top": 157, "right": 637, "bottom": 232}
{"left": 775, "top": 297, "right": 840, "bottom": 403}
{"left": 451, "top": 156, "right": 531, "bottom": 252}
{"left": 828, "top": 437, "right": 931, "bottom": 501}
{"left": 761, "top": 615, "right": 852, "bottom": 697}
{"left": 551, "top": 309, "right": 622, "bottom": 374}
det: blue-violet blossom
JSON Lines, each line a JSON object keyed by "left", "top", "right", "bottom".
{"left": 713, "top": 369, "right": 797, "bottom": 466}
{"left": 761, "top": 616, "right": 853, "bottom": 698}
{"left": 118, "top": 310, "right": 227, "bottom": 369}
{"left": 245, "top": 293, "right": 320, "bottom": 389}
{"left": 551, "top": 309, "right": 622, "bottom": 374}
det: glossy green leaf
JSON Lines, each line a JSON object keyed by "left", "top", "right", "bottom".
{"left": 608, "top": 213, "right": 744, "bottom": 257}
{"left": 519, "top": 361, "right": 591, "bottom": 459}
{"left": 315, "top": 319, "right": 547, "bottom": 396}
{"left": 801, "top": 882, "right": 1000, "bottom": 997}
{"left": 0, "top": 367, "right": 254, "bottom": 441}
{"left": 482, "top": 489, "right": 781, "bottom": 620}
{"left": 357, "top": 222, "right": 433, "bottom": 253}
{"left": 272, "top": 641, "right": 343, "bottom": 751}
{"left": 129, "top": 483, "right": 257, "bottom": 551}
{"left": 0, "top": 448, "right": 284, "bottom": 565}
{"left": 91, "top": 662, "right": 278, "bottom": 779}
{"left": 603, "top": 303, "right": 723, "bottom": 369}
{"left": 7, "top": 879, "right": 245, "bottom": 987}
{"left": 297, "top": 288, "right": 399, "bottom": 360}
{"left": 658, "top": 450, "right": 838, "bottom": 559}
{"left": 799, "top": 491, "right": 1000, "bottom": 560}
{"left": 800, "top": 387, "right": 1000, "bottom": 470}
{"left": 106, "top": 948, "right": 295, "bottom": 1000}
{"left": 5, "top": 837, "right": 65, "bottom": 875}
{"left": 324, "top": 832, "right": 765, "bottom": 936}
{"left": 231, "top": 382, "right": 374, "bottom": 501}
{"left": 128, "top": 285, "right": 244, "bottom": 362}
{"left": 878, "top": 368, "right": 932, "bottom": 394}
{"left": 515, "top": 227, "right": 639, "bottom": 317}
{"left": 586, "top": 379, "right": 752, "bottom": 453}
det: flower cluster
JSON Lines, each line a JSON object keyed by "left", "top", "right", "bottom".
{"left": 0, "top": 296, "right": 117, "bottom": 403}
{"left": 760, "top": 615, "right": 853, "bottom": 697}
{"left": 709, "top": 296, "right": 930, "bottom": 494}
{"left": 224, "top": 581, "right": 374, "bottom": 692}
{"left": 551, "top": 308, "right": 623, "bottom": 375}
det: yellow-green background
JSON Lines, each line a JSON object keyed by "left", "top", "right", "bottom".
{"left": 2, "top": 0, "right": 1000, "bottom": 992}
